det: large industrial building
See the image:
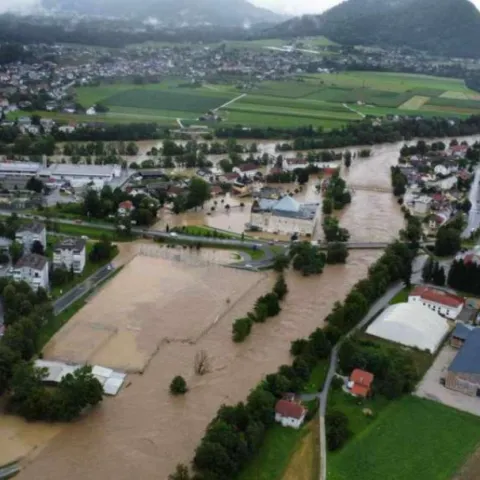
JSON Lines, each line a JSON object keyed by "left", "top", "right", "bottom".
{"left": 249, "top": 196, "right": 320, "bottom": 236}
{"left": 366, "top": 302, "right": 449, "bottom": 353}
{"left": 39, "top": 164, "right": 122, "bottom": 184}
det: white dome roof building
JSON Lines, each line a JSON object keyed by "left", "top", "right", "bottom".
{"left": 366, "top": 302, "right": 449, "bottom": 353}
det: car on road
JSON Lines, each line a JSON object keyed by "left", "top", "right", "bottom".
{"left": 170, "top": 232, "right": 178, "bottom": 237}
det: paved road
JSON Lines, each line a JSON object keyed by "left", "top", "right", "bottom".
{"left": 463, "top": 167, "right": 480, "bottom": 238}
{"left": 53, "top": 264, "right": 114, "bottom": 315}
{"left": 312, "top": 257, "right": 426, "bottom": 480}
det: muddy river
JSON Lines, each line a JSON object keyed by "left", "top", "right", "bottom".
{"left": 13, "top": 135, "right": 478, "bottom": 479}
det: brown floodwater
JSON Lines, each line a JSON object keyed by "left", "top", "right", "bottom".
{"left": 18, "top": 135, "right": 479, "bottom": 479}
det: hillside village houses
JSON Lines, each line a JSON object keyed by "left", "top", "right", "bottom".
{"left": 15, "top": 222, "right": 47, "bottom": 253}
{"left": 12, "top": 253, "right": 49, "bottom": 291}
{"left": 53, "top": 237, "right": 87, "bottom": 274}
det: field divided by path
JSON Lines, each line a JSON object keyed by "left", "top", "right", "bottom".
{"left": 26, "top": 71, "right": 480, "bottom": 128}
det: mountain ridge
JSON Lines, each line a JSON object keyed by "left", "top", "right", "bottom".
{"left": 41, "top": 0, "right": 287, "bottom": 27}
{"left": 271, "top": 0, "right": 480, "bottom": 58}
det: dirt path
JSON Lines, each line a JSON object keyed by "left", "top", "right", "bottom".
{"left": 215, "top": 93, "right": 247, "bottom": 111}
{"left": 282, "top": 416, "right": 320, "bottom": 480}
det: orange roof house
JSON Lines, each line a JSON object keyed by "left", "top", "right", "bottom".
{"left": 349, "top": 369, "right": 374, "bottom": 398}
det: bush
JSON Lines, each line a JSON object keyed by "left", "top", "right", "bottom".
{"left": 170, "top": 376, "right": 188, "bottom": 395}
{"left": 326, "top": 410, "right": 350, "bottom": 451}
{"left": 232, "top": 317, "right": 253, "bottom": 342}
{"left": 273, "top": 274, "right": 288, "bottom": 300}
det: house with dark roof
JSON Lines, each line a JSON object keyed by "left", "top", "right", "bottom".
{"left": 249, "top": 195, "right": 320, "bottom": 236}
{"left": 274, "top": 399, "right": 306, "bottom": 429}
{"left": 446, "top": 328, "right": 480, "bottom": 397}
{"left": 15, "top": 222, "right": 46, "bottom": 253}
{"left": 11, "top": 253, "right": 49, "bottom": 291}
{"left": 408, "top": 285, "right": 465, "bottom": 319}
{"left": 450, "top": 323, "right": 475, "bottom": 349}
{"left": 53, "top": 237, "right": 87, "bottom": 273}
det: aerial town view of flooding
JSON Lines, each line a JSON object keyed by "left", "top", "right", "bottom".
{"left": 2, "top": 0, "right": 480, "bottom": 479}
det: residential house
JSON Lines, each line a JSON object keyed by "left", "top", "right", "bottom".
{"left": 15, "top": 222, "right": 47, "bottom": 253}
{"left": 274, "top": 398, "right": 306, "bottom": 429}
{"left": 445, "top": 328, "right": 480, "bottom": 396}
{"left": 408, "top": 285, "right": 465, "bottom": 320}
{"left": 53, "top": 237, "right": 87, "bottom": 274}
{"left": 220, "top": 172, "right": 240, "bottom": 184}
{"left": 282, "top": 158, "right": 308, "bottom": 172}
{"left": 11, "top": 253, "right": 49, "bottom": 291}
{"left": 117, "top": 200, "right": 134, "bottom": 216}
{"left": 348, "top": 369, "right": 374, "bottom": 398}
{"left": 411, "top": 196, "right": 432, "bottom": 216}
{"left": 233, "top": 163, "right": 260, "bottom": 179}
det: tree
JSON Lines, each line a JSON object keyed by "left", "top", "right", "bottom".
{"left": 435, "top": 227, "right": 461, "bottom": 257}
{"left": 432, "top": 263, "right": 446, "bottom": 286}
{"left": 187, "top": 178, "right": 211, "bottom": 210}
{"left": 26, "top": 176, "right": 44, "bottom": 193}
{"left": 219, "top": 159, "right": 233, "bottom": 173}
{"left": 232, "top": 317, "right": 253, "bottom": 342}
{"left": 194, "top": 350, "right": 211, "bottom": 376}
{"left": 326, "top": 242, "right": 349, "bottom": 264}
{"left": 169, "top": 464, "right": 191, "bottom": 480}
{"left": 290, "top": 242, "right": 326, "bottom": 276}
{"left": 326, "top": 410, "right": 350, "bottom": 451}
{"left": 322, "top": 198, "right": 333, "bottom": 215}
{"left": 170, "top": 375, "right": 188, "bottom": 395}
{"left": 273, "top": 254, "right": 290, "bottom": 272}
{"left": 31, "top": 240, "right": 45, "bottom": 256}
{"left": 89, "top": 236, "right": 114, "bottom": 263}
{"left": 9, "top": 241, "right": 23, "bottom": 264}
{"left": 344, "top": 150, "right": 352, "bottom": 168}
{"left": 422, "top": 256, "right": 434, "bottom": 283}
{"left": 273, "top": 274, "right": 288, "bottom": 300}
{"left": 296, "top": 169, "right": 309, "bottom": 185}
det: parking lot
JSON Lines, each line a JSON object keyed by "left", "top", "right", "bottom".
{"left": 415, "top": 344, "right": 480, "bottom": 417}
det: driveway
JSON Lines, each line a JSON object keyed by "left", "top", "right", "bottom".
{"left": 415, "top": 344, "right": 480, "bottom": 417}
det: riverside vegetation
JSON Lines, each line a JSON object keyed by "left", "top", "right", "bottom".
{"left": 170, "top": 233, "right": 416, "bottom": 479}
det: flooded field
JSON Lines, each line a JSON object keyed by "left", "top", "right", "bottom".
{"left": 15, "top": 247, "right": 380, "bottom": 480}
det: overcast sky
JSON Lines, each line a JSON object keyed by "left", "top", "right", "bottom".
{"left": 252, "top": 0, "right": 480, "bottom": 14}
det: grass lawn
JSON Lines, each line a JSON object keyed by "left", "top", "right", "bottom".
{"left": 54, "top": 223, "right": 118, "bottom": 240}
{"left": 327, "top": 388, "right": 390, "bottom": 438}
{"left": 389, "top": 287, "right": 411, "bottom": 304}
{"left": 304, "top": 360, "right": 330, "bottom": 394}
{"left": 328, "top": 396, "right": 480, "bottom": 480}
{"left": 238, "top": 423, "right": 310, "bottom": 480}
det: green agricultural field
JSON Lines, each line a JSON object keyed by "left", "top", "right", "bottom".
{"left": 104, "top": 88, "right": 234, "bottom": 113}
{"left": 328, "top": 396, "right": 480, "bottom": 480}
{"left": 399, "top": 95, "right": 430, "bottom": 110}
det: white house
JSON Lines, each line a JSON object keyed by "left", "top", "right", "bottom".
{"left": 411, "top": 196, "right": 432, "bottom": 216}
{"left": 11, "top": 253, "right": 49, "bottom": 291}
{"left": 434, "top": 165, "right": 451, "bottom": 177}
{"left": 282, "top": 158, "right": 308, "bottom": 172}
{"left": 233, "top": 163, "right": 260, "bottom": 179}
{"left": 53, "top": 237, "right": 87, "bottom": 274}
{"left": 408, "top": 285, "right": 465, "bottom": 320}
{"left": 274, "top": 399, "right": 306, "bottom": 429}
{"left": 250, "top": 196, "right": 320, "bottom": 236}
{"left": 15, "top": 222, "right": 47, "bottom": 253}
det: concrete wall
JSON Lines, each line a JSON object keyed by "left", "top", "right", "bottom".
{"left": 446, "top": 371, "right": 480, "bottom": 396}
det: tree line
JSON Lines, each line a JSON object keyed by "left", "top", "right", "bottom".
{"left": 232, "top": 274, "right": 287, "bottom": 342}
{"left": 448, "top": 258, "right": 480, "bottom": 295}
{"left": 322, "top": 171, "right": 352, "bottom": 213}
{"left": 0, "top": 279, "right": 103, "bottom": 421}
{"left": 169, "top": 236, "right": 415, "bottom": 479}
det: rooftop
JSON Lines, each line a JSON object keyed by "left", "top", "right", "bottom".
{"left": 275, "top": 399, "right": 305, "bottom": 420}
{"left": 0, "top": 162, "right": 41, "bottom": 173}
{"left": 449, "top": 329, "right": 480, "bottom": 375}
{"left": 252, "top": 196, "right": 319, "bottom": 220}
{"left": 17, "top": 222, "right": 45, "bottom": 234}
{"left": 15, "top": 253, "right": 48, "bottom": 270}
{"left": 39, "top": 164, "right": 118, "bottom": 177}
{"left": 350, "top": 369, "right": 374, "bottom": 388}
{"left": 451, "top": 323, "right": 476, "bottom": 341}
{"left": 54, "top": 237, "right": 86, "bottom": 253}
{"left": 409, "top": 286, "right": 464, "bottom": 309}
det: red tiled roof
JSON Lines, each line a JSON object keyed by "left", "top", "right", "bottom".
{"left": 409, "top": 286, "right": 464, "bottom": 308}
{"left": 119, "top": 200, "right": 133, "bottom": 210}
{"left": 286, "top": 158, "right": 308, "bottom": 165}
{"left": 275, "top": 399, "right": 305, "bottom": 420}
{"left": 350, "top": 369, "right": 374, "bottom": 388}
{"left": 351, "top": 384, "right": 370, "bottom": 397}
{"left": 223, "top": 172, "right": 239, "bottom": 180}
